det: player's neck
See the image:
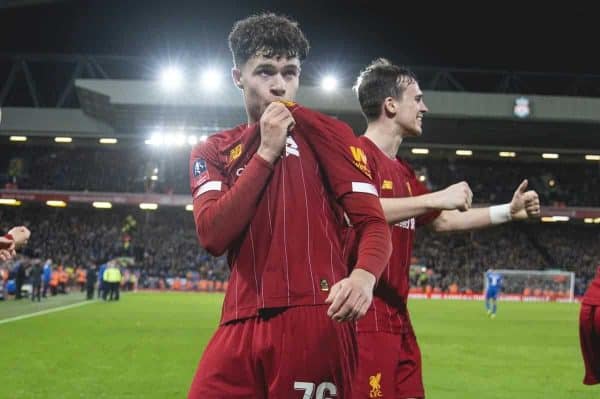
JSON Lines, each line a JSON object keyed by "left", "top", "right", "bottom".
{"left": 364, "top": 120, "right": 403, "bottom": 159}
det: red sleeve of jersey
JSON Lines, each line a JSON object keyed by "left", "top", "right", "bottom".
{"left": 291, "top": 106, "right": 378, "bottom": 198}
{"left": 410, "top": 178, "right": 442, "bottom": 227}
{"left": 340, "top": 193, "right": 392, "bottom": 280}
{"left": 190, "top": 141, "right": 273, "bottom": 255}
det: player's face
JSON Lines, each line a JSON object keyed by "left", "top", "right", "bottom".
{"left": 233, "top": 55, "right": 301, "bottom": 123}
{"left": 394, "top": 82, "right": 428, "bottom": 137}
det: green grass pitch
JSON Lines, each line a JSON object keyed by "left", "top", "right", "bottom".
{"left": 0, "top": 292, "right": 597, "bottom": 398}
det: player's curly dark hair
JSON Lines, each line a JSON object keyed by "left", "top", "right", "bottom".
{"left": 228, "top": 13, "right": 310, "bottom": 67}
{"left": 354, "top": 58, "right": 417, "bottom": 122}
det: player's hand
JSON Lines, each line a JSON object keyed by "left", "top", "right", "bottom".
{"left": 0, "top": 248, "right": 15, "bottom": 261}
{"left": 431, "top": 181, "right": 473, "bottom": 211}
{"left": 325, "top": 268, "right": 376, "bottom": 322}
{"left": 510, "top": 180, "right": 541, "bottom": 220}
{"left": 257, "top": 102, "right": 295, "bottom": 164}
{"left": 7, "top": 226, "right": 30, "bottom": 249}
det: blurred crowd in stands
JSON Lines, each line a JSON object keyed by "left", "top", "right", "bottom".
{"left": 2, "top": 146, "right": 599, "bottom": 207}
{"left": 1, "top": 205, "right": 598, "bottom": 299}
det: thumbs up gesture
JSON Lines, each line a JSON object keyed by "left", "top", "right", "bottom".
{"left": 510, "top": 179, "right": 541, "bottom": 220}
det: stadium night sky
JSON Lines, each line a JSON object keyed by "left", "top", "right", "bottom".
{"left": 0, "top": 0, "right": 596, "bottom": 75}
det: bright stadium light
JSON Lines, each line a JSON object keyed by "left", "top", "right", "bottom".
{"left": 46, "top": 200, "right": 67, "bottom": 208}
{"left": 200, "top": 135, "right": 208, "bottom": 142}
{"left": 187, "top": 135, "right": 198, "bottom": 146}
{"left": 456, "top": 149, "right": 473, "bottom": 156}
{"left": 542, "top": 216, "right": 569, "bottom": 222}
{"left": 55, "top": 137, "right": 72, "bottom": 143}
{"left": 9, "top": 136, "right": 27, "bottom": 142}
{"left": 542, "top": 153, "right": 559, "bottom": 159}
{"left": 201, "top": 68, "right": 223, "bottom": 91}
{"left": 0, "top": 199, "right": 21, "bottom": 206}
{"left": 321, "top": 75, "right": 338, "bottom": 92}
{"left": 585, "top": 154, "right": 600, "bottom": 161}
{"left": 159, "top": 66, "right": 184, "bottom": 91}
{"left": 175, "top": 134, "right": 186, "bottom": 146}
{"left": 99, "top": 138, "right": 118, "bottom": 144}
{"left": 411, "top": 148, "right": 429, "bottom": 155}
{"left": 139, "top": 203, "right": 158, "bottom": 210}
{"left": 499, "top": 151, "right": 516, "bottom": 158}
{"left": 150, "top": 175, "right": 158, "bottom": 181}
{"left": 146, "top": 131, "right": 164, "bottom": 146}
{"left": 93, "top": 202, "right": 112, "bottom": 209}
{"left": 584, "top": 218, "right": 593, "bottom": 223}
{"left": 418, "top": 175, "right": 427, "bottom": 182}
{"left": 185, "top": 204, "right": 193, "bottom": 211}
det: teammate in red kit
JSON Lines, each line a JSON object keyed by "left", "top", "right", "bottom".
{"left": 350, "top": 59, "right": 541, "bottom": 399}
{"left": 0, "top": 226, "right": 30, "bottom": 261}
{"left": 580, "top": 265, "right": 600, "bottom": 385}
{"left": 187, "top": 14, "right": 391, "bottom": 399}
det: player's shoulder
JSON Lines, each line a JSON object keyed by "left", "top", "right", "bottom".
{"left": 291, "top": 103, "right": 355, "bottom": 136}
{"left": 190, "top": 124, "right": 246, "bottom": 159}
{"left": 394, "top": 156, "right": 418, "bottom": 179}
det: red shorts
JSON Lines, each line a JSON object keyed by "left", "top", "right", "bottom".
{"left": 188, "top": 304, "right": 357, "bottom": 399}
{"left": 353, "top": 327, "right": 424, "bottom": 399}
{"left": 579, "top": 303, "right": 600, "bottom": 385}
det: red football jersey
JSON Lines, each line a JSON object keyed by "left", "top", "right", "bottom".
{"left": 190, "top": 104, "right": 390, "bottom": 324}
{"left": 583, "top": 267, "right": 600, "bottom": 306}
{"left": 355, "top": 136, "right": 441, "bottom": 334}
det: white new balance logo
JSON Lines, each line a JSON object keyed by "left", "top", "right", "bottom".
{"left": 285, "top": 136, "right": 299, "bottom": 157}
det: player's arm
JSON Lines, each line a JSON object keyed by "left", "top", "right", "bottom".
{"left": 430, "top": 179, "right": 540, "bottom": 232}
{"left": 192, "top": 103, "right": 292, "bottom": 256}
{"left": 380, "top": 181, "right": 472, "bottom": 224}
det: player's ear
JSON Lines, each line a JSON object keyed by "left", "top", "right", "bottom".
{"left": 383, "top": 97, "right": 396, "bottom": 117}
{"left": 232, "top": 68, "right": 243, "bottom": 89}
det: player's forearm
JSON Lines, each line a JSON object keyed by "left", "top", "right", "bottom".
{"left": 342, "top": 193, "right": 392, "bottom": 280}
{"left": 432, "top": 206, "right": 502, "bottom": 232}
{"left": 380, "top": 194, "right": 439, "bottom": 225}
{"left": 194, "top": 154, "right": 273, "bottom": 255}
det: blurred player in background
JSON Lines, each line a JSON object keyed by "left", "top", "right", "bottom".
{"left": 485, "top": 270, "right": 503, "bottom": 318}
{"left": 350, "top": 58, "right": 540, "bottom": 399}
{"left": 579, "top": 265, "right": 600, "bottom": 385}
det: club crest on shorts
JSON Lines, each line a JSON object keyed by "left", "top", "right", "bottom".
{"left": 369, "top": 372, "right": 382, "bottom": 398}
{"left": 320, "top": 279, "right": 329, "bottom": 292}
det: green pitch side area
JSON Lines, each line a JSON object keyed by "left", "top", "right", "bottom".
{"left": 0, "top": 293, "right": 597, "bottom": 398}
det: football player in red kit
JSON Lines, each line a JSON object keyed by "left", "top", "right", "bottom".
{"left": 187, "top": 14, "right": 391, "bottom": 399}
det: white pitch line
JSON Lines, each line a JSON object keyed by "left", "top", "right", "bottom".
{"left": 0, "top": 300, "right": 95, "bottom": 325}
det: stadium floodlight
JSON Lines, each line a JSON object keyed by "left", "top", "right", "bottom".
{"left": 0, "top": 199, "right": 21, "bottom": 206}
{"left": 542, "top": 153, "right": 559, "bottom": 159}
{"left": 9, "top": 136, "right": 27, "bottom": 142}
{"left": 411, "top": 148, "right": 429, "bottom": 155}
{"left": 139, "top": 203, "right": 158, "bottom": 210}
{"left": 175, "top": 134, "right": 186, "bottom": 146}
{"left": 499, "top": 151, "right": 516, "bottom": 157}
{"left": 55, "top": 137, "right": 72, "bottom": 143}
{"left": 541, "top": 215, "right": 569, "bottom": 222}
{"left": 187, "top": 135, "right": 198, "bottom": 146}
{"left": 456, "top": 149, "right": 472, "bottom": 156}
{"left": 159, "top": 66, "right": 184, "bottom": 91}
{"left": 185, "top": 204, "right": 193, "bottom": 211}
{"left": 93, "top": 202, "right": 112, "bottom": 209}
{"left": 321, "top": 75, "right": 338, "bottom": 92}
{"left": 46, "top": 200, "right": 67, "bottom": 207}
{"left": 201, "top": 68, "right": 223, "bottom": 91}
{"left": 595, "top": 218, "right": 600, "bottom": 224}
{"left": 150, "top": 175, "right": 158, "bottom": 181}
{"left": 145, "top": 131, "right": 164, "bottom": 146}
{"left": 200, "top": 135, "right": 208, "bottom": 142}
{"left": 584, "top": 218, "right": 593, "bottom": 223}
{"left": 585, "top": 154, "right": 600, "bottom": 161}
{"left": 99, "top": 138, "right": 118, "bottom": 144}
{"left": 418, "top": 175, "right": 427, "bottom": 182}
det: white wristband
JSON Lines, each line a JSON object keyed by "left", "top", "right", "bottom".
{"left": 489, "top": 204, "right": 512, "bottom": 225}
